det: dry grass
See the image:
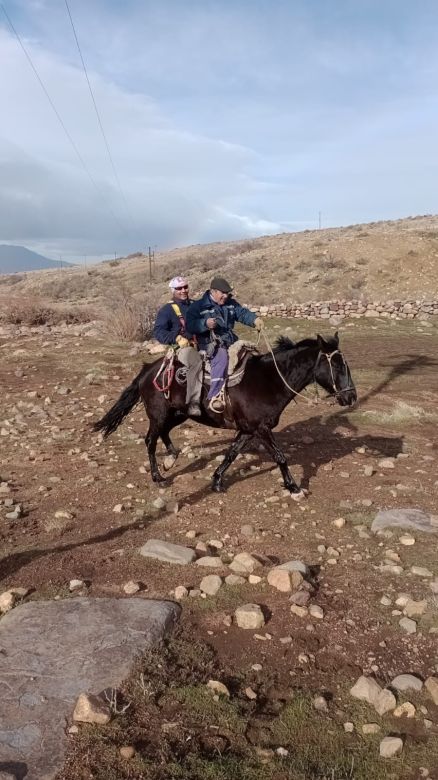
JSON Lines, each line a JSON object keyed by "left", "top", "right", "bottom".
{"left": 2, "top": 214, "right": 438, "bottom": 310}
{"left": 0, "top": 295, "right": 94, "bottom": 326}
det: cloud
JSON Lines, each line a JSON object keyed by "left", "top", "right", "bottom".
{"left": 1, "top": 1, "right": 438, "bottom": 262}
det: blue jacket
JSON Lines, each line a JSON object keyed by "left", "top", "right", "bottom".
{"left": 153, "top": 299, "right": 193, "bottom": 345}
{"left": 186, "top": 291, "right": 256, "bottom": 351}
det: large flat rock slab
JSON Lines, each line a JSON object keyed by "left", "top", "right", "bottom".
{"left": 139, "top": 538, "right": 196, "bottom": 564}
{"left": 0, "top": 598, "right": 180, "bottom": 780}
{"left": 371, "top": 508, "right": 438, "bottom": 534}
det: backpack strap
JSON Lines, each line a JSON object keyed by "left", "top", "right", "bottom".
{"left": 170, "top": 302, "right": 186, "bottom": 334}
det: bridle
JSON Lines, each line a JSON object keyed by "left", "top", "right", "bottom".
{"left": 314, "top": 349, "right": 355, "bottom": 399}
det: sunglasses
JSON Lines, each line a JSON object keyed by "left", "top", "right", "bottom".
{"left": 175, "top": 285, "right": 189, "bottom": 291}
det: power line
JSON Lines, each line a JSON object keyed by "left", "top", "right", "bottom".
{"left": 1, "top": 2, "right": 128, "bottom": 236}
{"left": 64, "top": 0, "right": 134, "bottom": 226}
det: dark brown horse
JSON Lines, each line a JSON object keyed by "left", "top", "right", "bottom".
{"left": 94, "top": 333, "right": 357, "bottom": 496}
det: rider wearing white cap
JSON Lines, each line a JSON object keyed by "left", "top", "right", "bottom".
{"left": 153, "top": 275, "right": 202, "bottom": 415}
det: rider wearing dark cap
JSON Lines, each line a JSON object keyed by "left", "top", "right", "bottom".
{"left": 186, "top": 277, "right": 263, "bottom": 409}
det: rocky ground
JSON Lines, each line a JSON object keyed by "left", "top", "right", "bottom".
{"left": 0, "top": 315, "right": 438, "bottom": 779}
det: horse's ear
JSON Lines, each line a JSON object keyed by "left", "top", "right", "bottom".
{"left": 317, "top": 334, "right": 326, "bottom": 351}
{"left": 334, "top": 330, "right": 339, "bottom": 344}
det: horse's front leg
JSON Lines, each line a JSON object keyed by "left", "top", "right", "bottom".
{"left": 212, "top": 432, "right": 253, "bottom": 492}
{"left": 257, "top": 426, "right": 304, "bottom": 498}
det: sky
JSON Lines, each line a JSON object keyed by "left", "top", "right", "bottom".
{"left": 1, "top": 0, "right": 438, "bottom": 263}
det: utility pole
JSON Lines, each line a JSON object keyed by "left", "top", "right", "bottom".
{"left": 148, "top": 245, "right": 153, "bottom": 282}
{"left": 318, "top": 211, "right": 322, "bottom": 230}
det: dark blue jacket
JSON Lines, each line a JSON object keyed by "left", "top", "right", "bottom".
{"left": 186, "top": 291, "right": 256, "bottom": 350}
{"left": 153, "top": 299, "right": 193, "bottom": 345}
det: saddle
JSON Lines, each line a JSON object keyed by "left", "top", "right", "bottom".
{"left": 201, "top": 339, "right": 259, "bottom": 388}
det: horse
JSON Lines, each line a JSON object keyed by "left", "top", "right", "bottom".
{"left": 94, "top": 332, "right": 357, "bottom": 497}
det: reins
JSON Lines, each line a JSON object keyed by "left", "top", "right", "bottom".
{"left": 260, "top": 331, "right": 353, "bottom": 406}
{"left": 260, "top": 331, "right": 318, "bottom": 406}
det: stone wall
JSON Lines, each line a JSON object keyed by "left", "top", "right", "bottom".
{"left": 250, "top": 300, "right": 438, "bottom": 321}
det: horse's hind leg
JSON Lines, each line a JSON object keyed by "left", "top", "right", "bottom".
{"left": 145, "top": 423, "right": 166, "bottom": 483}
{"left": 212, "top": 432, "right": 253, "bottom": 492}
{"left": 160, "top": 412, "right": 183, "bottom": 457}
{"left": 258, "top": 426, "right": 302, "bottom": 496}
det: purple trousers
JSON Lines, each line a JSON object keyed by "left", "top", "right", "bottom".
{"left": 208, "top": 346, "right": 229, "bottom": 399}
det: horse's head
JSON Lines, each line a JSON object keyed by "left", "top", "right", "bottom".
{"left": 314, "top": 332, "right": 357, "bottom": 407}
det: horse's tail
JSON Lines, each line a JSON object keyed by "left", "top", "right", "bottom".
{"left": 93, "top": 363, "right": 151, "bottom": 438}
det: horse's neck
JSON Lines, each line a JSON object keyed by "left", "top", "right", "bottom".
{"left": 279, "top": 346, "right": 317, "bottom": 394}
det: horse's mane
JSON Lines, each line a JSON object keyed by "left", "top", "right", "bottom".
{"left": 273, "top": 336, "right": 316, "bottom": 353}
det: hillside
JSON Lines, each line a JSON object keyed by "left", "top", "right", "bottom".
{"left": 1, "top": 215, "right": 437, "bottom": 312}
{"left": 0, "top": 244, "right": 73, "bottom": 274}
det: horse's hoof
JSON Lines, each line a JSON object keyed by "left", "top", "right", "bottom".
{"left": 290, "top": 489, "right": 307, "bottom": 502}
{"left": 152, "top": 474, "right": 167, "bottom": 485}
{"left": 211, "top": 481, "right": 224, "bottom": 493}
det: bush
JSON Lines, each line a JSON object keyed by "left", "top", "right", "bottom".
{"left": 99, "top": 290, "right": 159, "bottom": 341}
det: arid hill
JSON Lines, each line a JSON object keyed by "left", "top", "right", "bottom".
{"left": 1, "top": 215, "right": 438, "bottom": 319}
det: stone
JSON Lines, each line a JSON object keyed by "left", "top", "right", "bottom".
{"left": 309, "top": 604, "right": 324, "bottom": 619}
{"left": 225, "top": 574, "right": 246, "bottom": 586}
{"left": 196, "top": 556, "right": 223, "bottom": 568}
{"left": 73, "top": 692, "right": 111, "bottom": 724}
{"left": 0, "top": 598, "right": 179, "bottom": 778}
{"left": 234, "top": 604, "right": 265, "bottom": 630}
{"left": 391, "top": 674, "right": 423, "bottom": 693}
{"left": 362, "top": 723, "right": 380, "bottom": 734}
{"left": 371, "top": 508, "right": 438, "bottom": 535}
{"left": 139, "top": 539, "right": 196, "bottom": 565}
{"left": 290, "top": 604, "right": 308, "bottom": 618}
{"left": 411, "top": 565, "right": 433, "bottom": 577}
{"left": 0, "top": 591, "right": 16, "bottom": 614}
{"left": 173, "top": 585, "right": 188, "bottom": 600}
{"left": 245, "top": 686, "right": 257, "bottom": 700}
{"left": 267, "top": 568, "right": 296, "bottom": 592}
{"left": 275, "top": 559, "right": 309, "bottom": 576}
{"left": 344, "top": 722, "right": 354, "bottom": 732}
{"left": 332, "top": 517, "right": 346, "bottom": 528}
{"left": 374, "top": 688, "right": 396, "bottom": 716}
{"left": 378, "top": 458, "right": 395, "bottom": 469}
{"left": 399, "top": 534, "right": 415, "bottom": 546}
{"left": 379, "top": 736, "right": 403, "bottom": 758}
{"left": 248, "top": 574, "right": 262, "bottom": 584}
{"left": 200, "top": 575, "right": 222, "bottom": 596}
{"left": 290, "top": 590, "right": 311, "bottom": 607}
{"left": 229, "top": 552, "right": 260, "bottom": 574}
{"left": 207, "top": 679, "right": 230, "bottom": 697}
{"left": 399, "top": 617, "right": 417, "bottom": 634}
{"left": 123, "top": 581, "right": 141, "bottom": 596}
{"left": 69, "top": 579, "right": 85, "bottom": 591}
{"left": 393, "top": 702, "right": 415, "bottom": 718}
{"left": 152, "top": 497, "right": 166, "bottom": 510}
{"left": 404, "top": 599, "right": 427, "bottom": 618}
{"left": 350, "top": 676, "right": 382, "bottom": 705}
{"left": 425, "top": 677, "right": 438, "bottom": 705}
{"left": 163, "top": 455, "right": 176, "bottom": 471}
{"left": 120, "top": 745, "right": 135, "bottom": 759}
{"left": 241, "top": 524, "right": 255, "bottom": 537}
{"left": 313, "top": 695, "right": 328, "bottom": 711}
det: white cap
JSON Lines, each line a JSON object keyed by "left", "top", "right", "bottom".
{"left": 168, "top": 276, "right": 189, "bottom": 289}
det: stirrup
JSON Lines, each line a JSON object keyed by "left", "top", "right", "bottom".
{"left": 208, "top": 390, "right": 226, "bottom": 413}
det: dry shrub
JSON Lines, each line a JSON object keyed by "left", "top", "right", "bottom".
{"left": 100, "top": 290, "right": 159, "bottom": 341}
{"left": 0, "top": 295, "right": 94, "bottom": 325}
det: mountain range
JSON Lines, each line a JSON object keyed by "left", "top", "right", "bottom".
{"left": 0, "top": 244, "right": 72, "bottom": 274}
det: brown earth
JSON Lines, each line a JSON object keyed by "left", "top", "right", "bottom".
{"left": 1, "top": 315, "right": 438, "bottom": 778}
{"left": 0, "top": 214, "right": 438, "bottom": 315}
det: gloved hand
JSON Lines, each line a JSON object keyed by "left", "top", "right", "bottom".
{"left": 254, "top": 317, "right": 264, "bottom": 331}
{"left": 176, "top": 335, "right": 190, "bottom": 348}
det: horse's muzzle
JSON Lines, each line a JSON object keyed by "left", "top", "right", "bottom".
{"left": 337, "top": 388, "right": 357, "bottom": 407}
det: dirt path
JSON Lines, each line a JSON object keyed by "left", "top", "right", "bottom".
{"left": 1, "top": 316, "right": 437, "bottom": 778}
